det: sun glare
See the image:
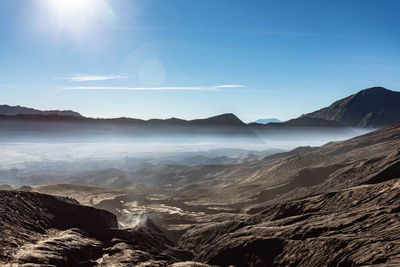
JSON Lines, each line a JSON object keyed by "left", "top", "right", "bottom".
{"left": 48, "top": 0, "right": 94, "bottom": 16}
{"left": 42, "top": 0, "right": 115, "bottom": 37}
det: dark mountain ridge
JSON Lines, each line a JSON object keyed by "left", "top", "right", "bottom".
{"left": 249, "top": 87, "right": 400, "bottom": 130}
{"left": 303, "top": 86, "right": 400, "bottom": 128}
{"left": 0, "top": 113, "right": 262, "bottom": 143}
{"left": 0, "top": 104, "right": 82, "bottom": 117}
{"left": 0, "top": 112, "right": 245, "bottom": 126}
{"left": 250, "top": 116, "right": 344, "bottom": 128}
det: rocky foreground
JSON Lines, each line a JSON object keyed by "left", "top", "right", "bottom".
{"left": 2, "top": 176, "right": 400, "bottom": 266}
{"left": 0, "top": 190, "right": 197, "bottom": 266}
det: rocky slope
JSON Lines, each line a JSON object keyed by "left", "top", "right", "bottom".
{"left": 9, "top": 161, "right": 400, "bottom": 266}
{"left": 180, "top": 178, "right": 400, "bottom": 266}
{"left": 26, "top": 123, "right": 400, "bottom": 248}
{"left": 157, "top": 122, "right": 400, "bottom": 211}
{"left": 0, "top": 190, "right": 202, "bottom": 266}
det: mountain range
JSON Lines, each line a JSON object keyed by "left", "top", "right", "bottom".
{"left": 0, "top": 86, "right": 399, "bottom": 143}
{"left": 0, "top": 112, "right": 262, "bottom": 143}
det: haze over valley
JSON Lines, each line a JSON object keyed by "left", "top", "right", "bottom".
{"left": 1, "top": 87, "right": 387, "bottom": 188}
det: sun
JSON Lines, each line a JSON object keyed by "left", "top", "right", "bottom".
{"left": 46, "top": 0, "right": 96, "bottom": 21}
{"left": 42, "top": 0, "right": 115, "bottom": 37}
{"left": 47, "top": 0, "right": 94, "bottom": 14}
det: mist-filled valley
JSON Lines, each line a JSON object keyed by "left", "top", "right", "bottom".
{"left": 0, "top": 128, "right": 377, "bottom": 229}
{"left": 0, "top": 125, "right": 372, "bottom": 188}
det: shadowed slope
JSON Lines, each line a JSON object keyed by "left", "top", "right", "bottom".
{"left": 180, "top": 178, "right": 400, "bottom": 266}
{"left": 303, "top": 87, "right": 400, "bottom": 127}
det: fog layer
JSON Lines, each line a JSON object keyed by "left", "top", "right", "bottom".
{"left": 0, "top": 127, "right": 374, "bottom": 188}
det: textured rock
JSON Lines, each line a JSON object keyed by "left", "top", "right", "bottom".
{"left": 0, "top": 190, "right": 117, "bottom": 263}
{"left": 180, "top": 178, "right": 400, "bottom": 266}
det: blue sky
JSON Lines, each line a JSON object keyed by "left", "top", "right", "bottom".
{"left": 0, "top": 0, "right": 399, "bottom": 121}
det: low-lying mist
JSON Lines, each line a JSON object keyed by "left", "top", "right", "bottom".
{"left": 0, "top": 128, "right": 374, "bottom": 188}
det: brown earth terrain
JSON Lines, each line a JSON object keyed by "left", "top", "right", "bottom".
{"left": 1, "top": 122, "right": 400, "bottom": 266}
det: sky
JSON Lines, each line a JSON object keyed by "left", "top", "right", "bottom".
{"left": 0, "top": 0, "right": 399, "bottom": 122}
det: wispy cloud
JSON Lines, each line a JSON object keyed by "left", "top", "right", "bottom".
{"left": 215, "top": 84, "right": 245, "bottom": 88}
{"left": 55, "top": 74, "right": 126, "bottom": 82}
{"left": 61, "top": 84, "right": 244, "bottom": 91}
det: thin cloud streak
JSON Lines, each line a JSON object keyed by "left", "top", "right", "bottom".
{"left": 61, "top": 85, "right": 244, "bottom": 91}
{"left": 56, "top": 74, "right": 126, "bottom": 82}
{"left": 63, "top": 86, "right": 203, "bottom": 91}
{"left": 215, "top": 84, "right": 244, "bottom": 88}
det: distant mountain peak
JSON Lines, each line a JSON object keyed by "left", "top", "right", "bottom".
{"left": 144, "top": 113, "right": 244, "bottom": 125}
{"left": 209, "top": 113, "right": 237, "bottom": 119}
{"left": 303, "top": 86, "right": 400, "bottom": 128}
{"left": 358, "top": 86, "right": 391, "bottom": 93}
{"left": 253, "top": 118, "right": 281, "bottom": 124}
{"left": 354, "top": 87, "right": 394, "bottom": 98}
{"left": 197, "top": 113, "right": 246, "bottom": 126}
